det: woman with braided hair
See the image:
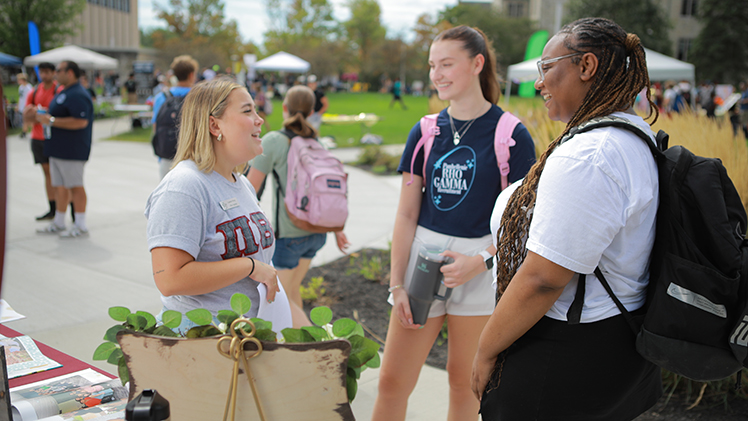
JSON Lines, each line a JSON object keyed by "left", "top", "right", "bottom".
{"left": 472, "top": 18, "right": 662, "bottom": 420}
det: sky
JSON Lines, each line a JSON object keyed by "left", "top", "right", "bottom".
{"left": 138, "top": 0, "right": 491, "bottom": 46}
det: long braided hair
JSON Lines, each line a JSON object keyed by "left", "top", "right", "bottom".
{"left": 495, "top": 17, "right": 658, "bottom": 296}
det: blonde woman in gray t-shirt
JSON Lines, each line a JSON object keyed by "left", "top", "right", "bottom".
{"left": 146, "top": 77, "right": 292, "bottom": 334}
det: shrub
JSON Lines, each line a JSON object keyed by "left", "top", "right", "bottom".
{"left": 300, "top": 276, "right": 326, "bottom": 302}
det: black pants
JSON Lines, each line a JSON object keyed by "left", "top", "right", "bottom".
{"left": 480, "top": 314, "right": 661, "bottom": 421}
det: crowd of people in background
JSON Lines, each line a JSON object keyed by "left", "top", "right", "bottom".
{"left": 3, "top": 15, "right": 748, "bottom": 420}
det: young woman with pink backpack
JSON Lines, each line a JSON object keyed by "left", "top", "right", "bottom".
{"left": 248, "top": 85, "right": 349, "bottom": 327}
{"left": 371, "top": 26, "right": 536, "bottom": 420}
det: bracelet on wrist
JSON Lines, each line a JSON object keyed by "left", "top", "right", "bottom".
{"left": 247, "top": 257, "right": 255, "bottom": 277}
{"left": 388, "top": 284, "right": 404, "bottom": 293}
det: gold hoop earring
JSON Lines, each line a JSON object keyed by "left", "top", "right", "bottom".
{"left": 217, "top": 133, "right": 223, "bottom": 142}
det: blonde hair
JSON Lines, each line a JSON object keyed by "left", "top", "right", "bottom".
{"left": 173, "top": 77, "right": 246, "bottom": 173}
{"left": 282, "top": 85, "right": 317, "bottom": 138}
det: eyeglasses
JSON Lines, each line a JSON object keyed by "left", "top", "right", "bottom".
{"left": 55, "top": 67, "right": 67, "bottom": 73}
{"left": 536, "top": 52, "right": 584, "bottom": 82}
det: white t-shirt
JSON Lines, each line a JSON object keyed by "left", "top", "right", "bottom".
{"left": 522, "top": 112, "right": 658, "bottom": 323}
{"left": 17, "top": 83, "right": 34, "bottom": 110}
{"left": 490, "top": 179, "right": 522, "bottom": 283}
{"left": 145, "top": 160, "right": 277, "bottom": 318}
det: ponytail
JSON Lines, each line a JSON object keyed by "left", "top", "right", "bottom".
{"left": 282, "top": 85, "right": 318, "bottom": 138}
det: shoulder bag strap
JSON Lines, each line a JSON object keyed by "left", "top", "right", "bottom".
{"left": 567, "top": 267, "right": 640, "bottom": 335}
{"left": 494, "top": 112, "right": 520, "bottom": 191}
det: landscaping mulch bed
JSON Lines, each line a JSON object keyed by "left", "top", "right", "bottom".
{"left": 302, "top": 248, "right": 748, "bottom": 420}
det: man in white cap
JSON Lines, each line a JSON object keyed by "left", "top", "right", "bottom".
{"left": 306, "top": 75, "right": 328, "bottom": 131}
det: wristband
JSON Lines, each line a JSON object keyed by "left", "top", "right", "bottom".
{"left": 388, "top": 284, "right": 404, "bottom": 293}
{"left": 247, "top": 257, "right": 255, "bottom": 277}
{"left": 479, "top": 250, "right": 494, "bottom": 270}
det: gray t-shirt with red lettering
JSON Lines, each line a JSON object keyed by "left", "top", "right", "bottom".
{"left": 145, "top": 160, "right": 275, "bottom": 317}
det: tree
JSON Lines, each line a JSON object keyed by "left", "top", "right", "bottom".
{"left": 343, "top": 0, "right": 386, "bottom": 69}
{"left": 565, "top": 0, "right": 672, "bottom": 55}
{"left": 690, "top": 0, "right": 748, "bottom": 85}
{"left": 439, "top": 4, "right": 536, "bottom": 73}
{"left": 151, "top": 0, "right": 249, "bottom": 71}
{"left": 263, "top": 0, "right": 347, "bottom": 77}
{"left": 0, "top": 0, "right": 86, "bottom": 58}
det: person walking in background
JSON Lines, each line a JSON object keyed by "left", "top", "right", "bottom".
{"left": 35, "top": 61, "right": 94, "bottom": 238}
{"left": 124, "top": 73, "right": 137, "bottom": 104}
{"left": 80, "top": 73, "right": 97, "bottom": 102}
{"left": 371, "top": 26, "right": 536, "bottom": 421}
{"left": 250, "top": 82, "right": 271, "bottom": 132}
{"left": 151, "top": 55, "right": 198, "bottom": 179}
{"left": 152, "top": 74, "right": 169, "bottom": 97}
{"left": 388, "top": 77, "right": 407, "bottom": 109}
{"left": 145, "top": 77, "right": 292, "bottom": 334}
{"left": 22, "top": 62, "right": 62, "bottom": 221}
{"left": 16, "top": 74, "right": 34, "bottom": 138}
{"left": 472, "top": 18, "right": 662, "bottom": 420}
{"left": 248, "top": 85, "right": 350, "bottom": 328}
{"left": 306, "top": 75, "right": 328, "bottom": 131}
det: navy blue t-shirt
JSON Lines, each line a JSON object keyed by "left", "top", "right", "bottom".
{"left": 398, "top": 105, "right": 536, "bottom": 238}
{"left": 45, "top": 82, "right": 94, "bottom": 161}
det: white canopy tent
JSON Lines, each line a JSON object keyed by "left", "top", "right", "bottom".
{"left": 23, "top": 45, "right": 119, "bottom": 70}
{"left": 504, "top": 48, "right": 695, "bottom": 101}
{"left": 253, "top": 51, "right": 310, "bottom": 73}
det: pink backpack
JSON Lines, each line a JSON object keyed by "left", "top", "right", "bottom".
{"left": 407, "top": 111, "right": 522, "bottom": 190}
{"left": 284, "top": 135, "right": 348, "bottom": 233}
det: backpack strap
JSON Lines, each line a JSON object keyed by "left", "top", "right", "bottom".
{"left": 29, "top": 86, "right": 40, "bottom": 106}
{"left": 561, "top": 115, "right": 668, "bottom": 159}
{"left": 270, "top": 129, "right": 298, "bottom": 239}
{"left": 494, "top": 112, "right": 520, "bottom": 191}
{"left": 562, "top": 116, "right": 666, "bottom": 333}
{"left": 407, "top": 114, "right": 439, "bottom": 186}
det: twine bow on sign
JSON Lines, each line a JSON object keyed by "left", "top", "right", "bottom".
{"left": 217, "top": 318, "right": 265, "bottom": 421}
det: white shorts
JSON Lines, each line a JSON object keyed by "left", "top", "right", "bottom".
{"left": 388, "top": 226, "right": 495, "bottom": 318}
{"left": 49, "top": 157, "right": 85, "bottom": 188}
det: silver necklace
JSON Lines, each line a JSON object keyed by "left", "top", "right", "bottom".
{"left": 448, "top": 108, "right": 480, "bottom": 145}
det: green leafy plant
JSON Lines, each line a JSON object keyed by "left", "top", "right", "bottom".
{"left": 93, "top": 293, "right": 378, "bottom": 402}
{"left": 347, "top": 251, "right": 389, "bottom": 282}
{"left": 300, "top": 276, "right": 326, "bottom": 302}
{"left": 281, "top": 307, "right": 381, "bottom": 401}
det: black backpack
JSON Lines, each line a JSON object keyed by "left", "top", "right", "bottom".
{"left": 565, "top": 116, "right": 748, "bottom": 382}
{"left": 152, "top": 90, "right": 187, "bottom": 159}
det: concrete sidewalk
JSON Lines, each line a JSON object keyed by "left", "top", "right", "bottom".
{"left": 1, "top": 118, "right": 450, "bottom": 420}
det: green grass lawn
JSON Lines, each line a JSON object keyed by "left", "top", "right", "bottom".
{"left": 106, "top": 91, "right": 544, "bottom": 146}
{"left": 268, "top": 92, "right": 428, "bottom": 146}
{"left": 5, "top": 85, "right": 20, "bottom": 103}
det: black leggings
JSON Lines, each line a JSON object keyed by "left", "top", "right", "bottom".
{"left": 480, "top": 314, "right": 661, "bottom": 421}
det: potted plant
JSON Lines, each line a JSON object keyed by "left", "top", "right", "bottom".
{"left": 94, "top": 293, "right": 380, "bottom": 420}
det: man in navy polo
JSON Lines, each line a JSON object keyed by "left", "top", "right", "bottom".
{"left": 35, "top": 60, "right": 94, "bottom": 238}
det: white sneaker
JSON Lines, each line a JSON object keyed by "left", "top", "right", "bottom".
{"left": 37, "top": 223, "right": 66, "bottom": 234}
{"left": 59, "top": 226, "right": 89, "bottom": 238}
